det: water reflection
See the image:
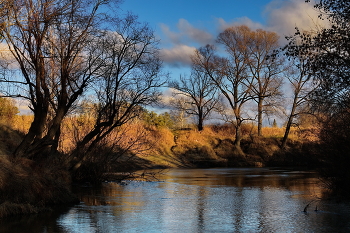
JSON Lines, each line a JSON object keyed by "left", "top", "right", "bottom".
{"left": 1, "top": 168, "right": 350, "bottom": 232}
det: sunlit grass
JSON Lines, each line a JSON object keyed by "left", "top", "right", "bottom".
{"left": 12, "top": 115, "right": 33, "bottom": 134}
{"left": 0, "top": 113, "right": 321, "bottom": 216}
{"left": 1, "top": 114, "right": 320, "bottom": 169}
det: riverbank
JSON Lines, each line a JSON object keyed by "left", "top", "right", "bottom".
{"left": 130, "top": 125, "right": 320, "bottom": 170}
{"left": 0, "top": 125, "right": 79, "bottom": 218}
{"left": 0, "top": 123, "right": 320, "bottom": 217}
{"left": 0, "top": 155, "right": 79, "bottom": 218}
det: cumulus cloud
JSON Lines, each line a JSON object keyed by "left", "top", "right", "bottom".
{"left": 160, "top": 88, "right": 176, "bottom": 105}
{"left": 216, "top": 0, "right": 329, "bottom": 44}
{"left": 160, "top": 19, "right": 213, "bottom": 45}
{"left": 160, "top": 44, "right": 196, "bottom": 67}
{"left": 216, "top": 16, "right": 265, "bottom": 32}
{"left": 159, "top": 19, "right": 214, "bottom": 66}
{"left": 160, "top": 23, "right": 182, "bottom": 45}
{"left": 159, "top": 0, "right": 329, "bottom": 67}
{"left": 264, "top": 0, "right": 330, "bottom": 41}
{"left": 176, "top": 19, "right": 213, "bottom": 45}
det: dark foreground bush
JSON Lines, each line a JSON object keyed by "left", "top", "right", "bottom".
{"left": 318, "top": 143, "right": 350, "bottom": 196}
{"left": 318, "top": 109, "right": 350, "bottom": 196}
{"left": 0, "top": 156, "right": 78, "bottom": 218}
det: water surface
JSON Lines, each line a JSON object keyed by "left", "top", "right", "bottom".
{"left": 2, "top": 168, "right": 350, "bottom": 232}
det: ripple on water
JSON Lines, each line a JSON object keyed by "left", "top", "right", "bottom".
{"left": 1, "top": 168, "right": 350, "bottom": 233}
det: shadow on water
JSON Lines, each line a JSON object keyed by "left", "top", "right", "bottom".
{"left": 0, "top": 206, "right": 72, "bottom": 233}
{"left": 2, "top": 167, "right": 350, "bottom": 232}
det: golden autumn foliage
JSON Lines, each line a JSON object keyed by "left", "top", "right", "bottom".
{"left": 1, "top": 113, "right": 320, "bottom": 169}
{"left": 0, "top": 111, "right": 321, "bottom": 216}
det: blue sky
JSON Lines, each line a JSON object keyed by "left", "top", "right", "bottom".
{"left": 120, "top": 0, "right": 325, "bottom": 74}
{"left": 121, "top": 0, "right": 269, "bottom": 29}
{"left": 14, "top": 0, "right": 327, "bottom": 117}
{"left": 116, "top": 0, "right": 327, "bottom": 121}
{"left": 116, "top": 0, "right": 329, "bottom": 120}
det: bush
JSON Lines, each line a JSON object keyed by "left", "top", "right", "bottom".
{"left": 142, "top": 111, "right": 175, "bottom": 129}
{"left": 0, "top": 156, "right": 78, "bottom": 218}
{"left": 318, "top": 109, "right": 350, "bottom": 195}
{"left": 0, "top": 97, "right": 18, "bottom": 126}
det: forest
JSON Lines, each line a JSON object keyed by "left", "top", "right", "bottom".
{"left": 0, "top": 0, "right": 349, "bottom": 217}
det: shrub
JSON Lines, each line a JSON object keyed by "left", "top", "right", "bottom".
{"left": 0, "top": 156, "right": 78, "bottom": 218}
{"left": 0, "top": 97, "right": 18, "bottom": 126}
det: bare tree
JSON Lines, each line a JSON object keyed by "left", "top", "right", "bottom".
{"left": 281, "top": 54, "right": 316, "bottom": 149}
{"left": 247, "top": 29, "right": 284, "bottom": 136}
{"left": 0, "top": 0, "right": 121, "bottom": 159}
{"left": 70, "top": 14, "right": 166, "bottom": 171}
{"left": 168, "top": 96, "right": 191, "bottom": 129}
{"left": 169, "top": 66, "right": 219, "bottom": 131}
{"left": 193, "top": 38, "right": 255, "bottom": 155}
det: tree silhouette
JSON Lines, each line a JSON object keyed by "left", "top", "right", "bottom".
{"left": 169, "top": 62, "right": 219, "bottom": 131}
{"left": 294, "top": 0, "right": 350, "bottom": 193}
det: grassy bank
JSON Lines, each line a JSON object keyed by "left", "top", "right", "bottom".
{"left": 8, "top": 115, "right": 320, "bottom": 170}
{"left": 0, "top": 125, "right": 78, "bottom": 218}
{"left": 141, "top": 124, "right": 320, "bottom": 169}
{"left": 0, "top": 117, "right": 320, "bottom": 217}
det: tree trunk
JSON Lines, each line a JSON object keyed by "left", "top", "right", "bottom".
{"left": 281, "top": 118, "right": 293, "bottom": 149}
{"left": 69, "top": 120, "right": 115, "bottom": 172}
{"left": 281, "top": 95, "right": 298, "bottom": 149}
{"left": 257, "top": 97, "right": 263, "bottom": 136}
{"left": 197, "top": 109, "right": 204, "bottom": 131}
{"left": 233, "top": 118, "right": 245, "bottom": 156}
{"left": 14, "top": 103, "right": 48, "bottom": 158}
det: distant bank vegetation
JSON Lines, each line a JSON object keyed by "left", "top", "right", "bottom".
{"left": 3, "top": 100, "right": 320, "bottom": 171}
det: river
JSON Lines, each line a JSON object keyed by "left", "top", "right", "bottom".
{"left": 1, "top": 168, "right": 350, "bottom": 232}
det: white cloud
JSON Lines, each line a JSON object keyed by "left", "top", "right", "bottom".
{"left": 264, "top": 0, "right": 330, "bottom": 41}
{"left": 160, "top": 23, "right": 182, "bottom": 45}
{"left": 160, "top": 44, "right": 196, "bottom": 67}
{"left": 159, "top": 19, "right": 215, "bottom": 66}
{"left": 160, "top": 87, "right": 176, "bottom": 105}
{"left": 177, "top": 19, "right": 213, "bottom": 45}
{"left": 216, "top": 16, "right": 265, "bottom": 32}
{"left": 215, "top": 0, "right": 329, "bottom": 45}
{"left": 159, "top": 0, "right": 330, "bottom": 67}
{"left": 160, "top": 19, "right": 213, "bottom": 45}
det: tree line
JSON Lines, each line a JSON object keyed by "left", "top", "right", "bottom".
{"left": 169, "top": 25, "right": 315, "bottom": 155}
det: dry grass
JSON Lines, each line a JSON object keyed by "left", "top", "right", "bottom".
{"left": 0, "top": 125, "right": 23, "bottom": 156}
{"left": 0, "top": 156, "right": 78, "bottom": 218}
{"left": 169, "top": 127, "right": 235, "bottom": 166}
{"left": 0, "top": 113, "right": 322, "bottom": 217}
{"left": 142, "top": 125, "right": 180, "bottom": 167}
{"left": 12, "top": 115, "right": 33, "bottom": 134}
{"left": 2, "top": 114, "right": 321, "bottom": 168}
{"left": 0, "top": 118, "right": 78, "bottom": 217}
{"left": 57, "top": 117, "right": 320, "bottom": 169}
{"left": 261, "top": 127, "right": 285, "bottom": 137}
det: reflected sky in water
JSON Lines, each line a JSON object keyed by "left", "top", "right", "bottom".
{"left": 1, "top": 168, "right": 350, "bottom": 232}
